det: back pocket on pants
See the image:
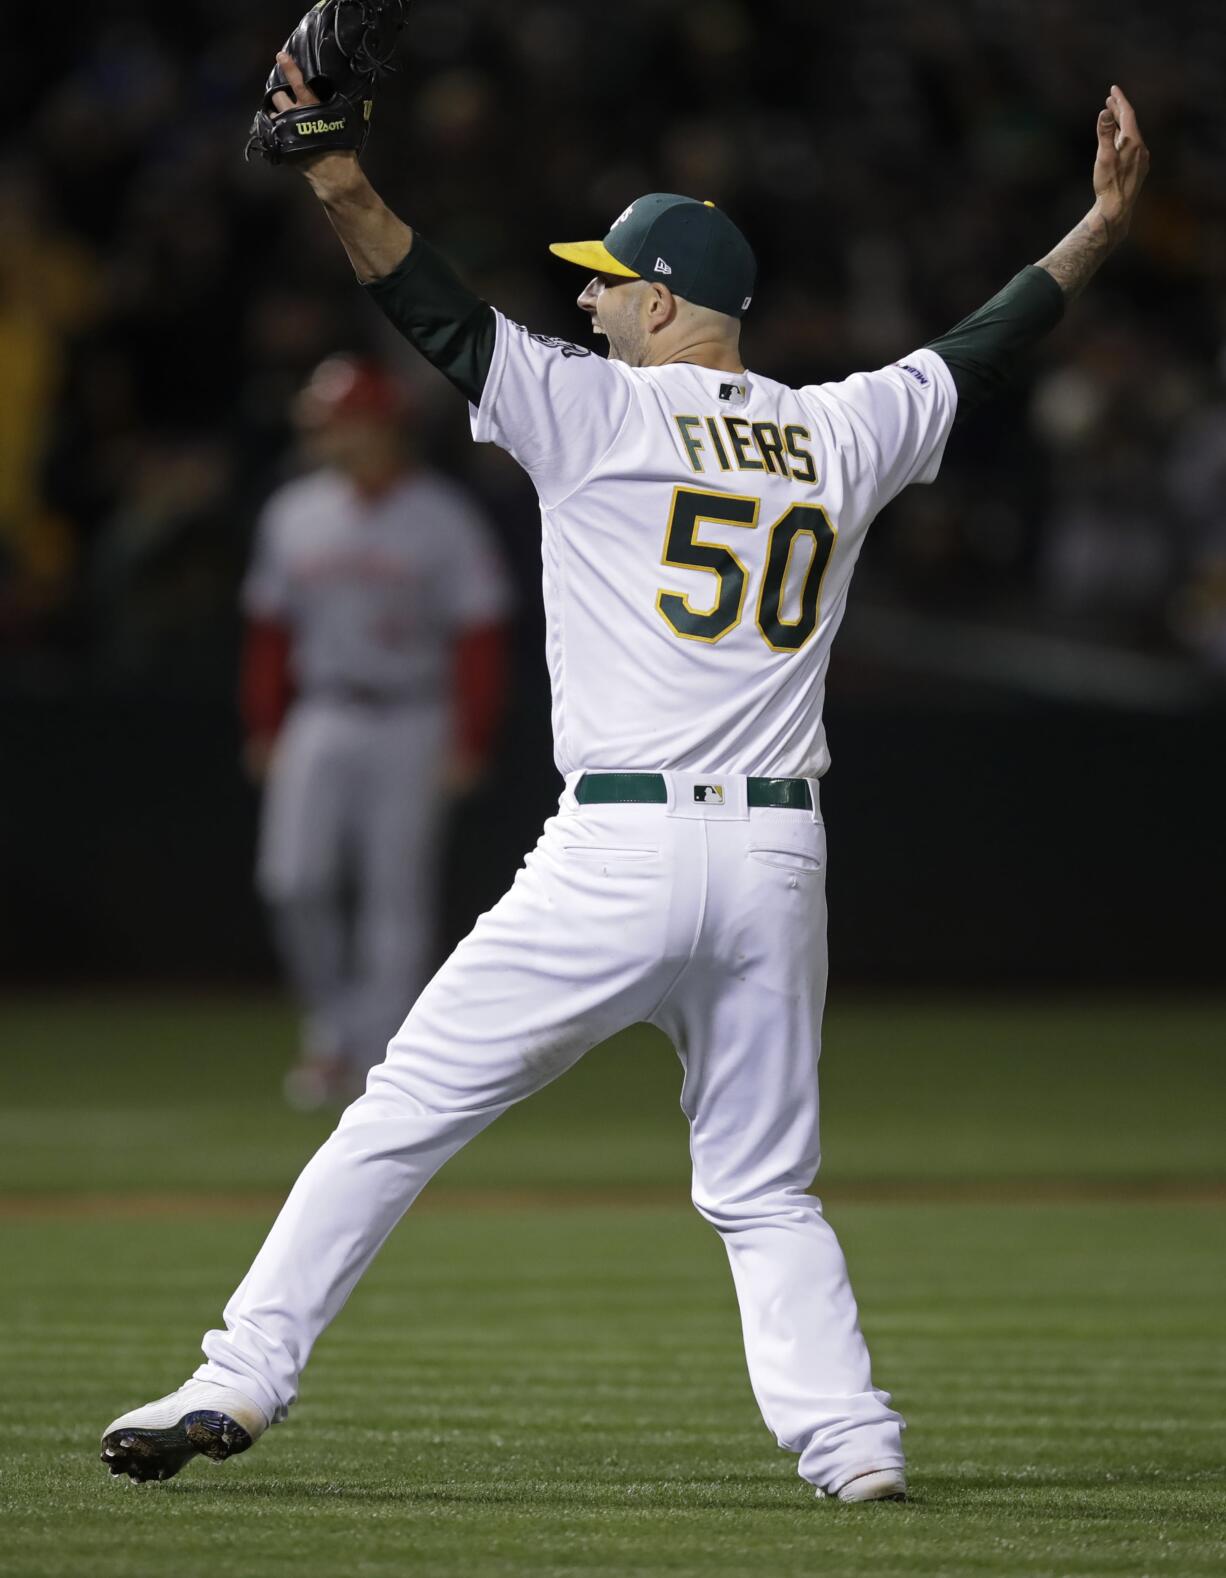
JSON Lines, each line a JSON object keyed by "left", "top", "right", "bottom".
{"left": 747, "top": 847, "right": 823, "bottom": 873}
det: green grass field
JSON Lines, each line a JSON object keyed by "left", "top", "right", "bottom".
{"left": 1, "top": 996, "right": 1224, "bottom": 1576}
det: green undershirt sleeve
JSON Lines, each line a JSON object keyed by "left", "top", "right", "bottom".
{"left": 926, "top": 265, "right": 1066, "bottom": 418}
{"left": 363, "top": 237, "right": 497, "bottom": 406}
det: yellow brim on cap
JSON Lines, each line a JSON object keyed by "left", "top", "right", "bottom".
{"left": 548, "top": 240, "right": 640, "bottom": 277}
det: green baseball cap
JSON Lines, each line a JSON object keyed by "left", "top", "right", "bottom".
{"left": 550, "top": 193, "right": 757, "bottom": 318}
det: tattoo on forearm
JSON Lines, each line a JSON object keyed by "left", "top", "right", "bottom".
{"left": 1036, "top": 212, "right": 1118, "bottom": 304}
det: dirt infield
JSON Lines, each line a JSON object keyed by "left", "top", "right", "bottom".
{"left": 2, "top": 1177, "right": 1224, "bottom": 1219}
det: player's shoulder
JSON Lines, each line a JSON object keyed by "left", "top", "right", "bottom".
{"left": 494, "top": 310, "right": 615, "bottom": 372}
{"left": 798, "top": 347, "right": 954, "bottom": 410}
{"left": 258, "top": 469, "right": 351, "bottom": 556}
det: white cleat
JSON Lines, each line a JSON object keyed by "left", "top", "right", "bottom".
{"left": 816, "top": 1467, "right": 908, "bottom": 1503}
{"left": 100, "top": 1380, "right": 269, "bottom": 1484}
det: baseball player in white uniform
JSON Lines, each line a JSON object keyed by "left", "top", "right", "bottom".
{"left": 241, "top": 356, "right": 512, "bottom": 1104}
{"left": 101, "top": 57, "right": 1149, "bottom": 1501}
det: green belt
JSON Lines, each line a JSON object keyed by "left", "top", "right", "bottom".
{"left": 575, "top": 772, "right": 812, "bottom": 811}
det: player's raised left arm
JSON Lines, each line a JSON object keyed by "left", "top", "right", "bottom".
{"left": 1036, "top": 86, "right": 1150, "bottom": 301}
{"left": 926, "top": 87, "right": 1149, "bottom": 415}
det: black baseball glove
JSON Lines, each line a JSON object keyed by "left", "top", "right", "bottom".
{"left": 247, "top": 0, "right": 408, "bottom": 164}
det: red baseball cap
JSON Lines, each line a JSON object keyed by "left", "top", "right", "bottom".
{"left": 295, "top": 355, "right": 414, "bottom": 426}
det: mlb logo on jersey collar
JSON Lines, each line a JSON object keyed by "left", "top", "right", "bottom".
{"left": 718, "top": 379, "right": 750, "bottom": 406}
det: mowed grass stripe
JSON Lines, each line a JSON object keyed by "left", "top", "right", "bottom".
{"left": 2, "top": 1202, "right": 1225, "bottom": 1576}
{"left": 2, "top": 997, "right": 1224, "bottom": 1574}
{"left": 7, "top": 1174, "right": 1226, "bottom": 1216}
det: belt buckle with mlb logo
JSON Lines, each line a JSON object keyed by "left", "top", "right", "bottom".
{"left": 693, "top": 784, "right": 725, "bottom": 805}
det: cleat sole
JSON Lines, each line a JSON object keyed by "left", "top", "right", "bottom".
{"left": 99, "top": 1410, "right": 254, "bottom": 1484}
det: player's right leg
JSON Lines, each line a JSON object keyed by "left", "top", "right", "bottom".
{"left": 347, "top": 704, "right": 448, "bottom": 1078}
{"left": 256, "top": 703, "right": 360, "bottom": 1106}
{"left": 102, "top": 802, "right": 692, "bottom": 1481}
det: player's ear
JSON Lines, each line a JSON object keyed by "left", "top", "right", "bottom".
{"left": 645, "top": 282, "right": 676, "bottom": 331}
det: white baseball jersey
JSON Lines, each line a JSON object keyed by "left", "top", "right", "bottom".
{"left": 471, "top": 316, "right": 956, "bottom": 776}
{"left": 243, "top": 468, "right": 510, "bottom": 698}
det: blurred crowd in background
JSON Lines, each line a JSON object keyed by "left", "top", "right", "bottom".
{"left": 4, "top": 0, "right": 1226, "bottom": 698}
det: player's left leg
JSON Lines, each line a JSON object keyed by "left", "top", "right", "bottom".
{"left": 183, "top": 802, "right": 691, "bottom": 1432}
{"left": 650, "top": 804, "right": 905, "bottom": 1500}
{"left": 103, "top": 800, "right": 695, "bottom": 1481}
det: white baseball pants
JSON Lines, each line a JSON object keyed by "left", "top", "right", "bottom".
{"left": 198, "top": 771, "right": 904, "bottom": 1493}
{"left": 257, "top": 698, "right": 448, "bottom": 1071}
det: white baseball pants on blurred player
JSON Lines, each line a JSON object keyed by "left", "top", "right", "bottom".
{"left": 257, "top": 697, "right": 449, "bottom": 1073}
{"left": 197, "top": 771, "right": 904, "bottom": 1493}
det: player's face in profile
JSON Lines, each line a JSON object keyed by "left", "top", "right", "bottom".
{"left": 578, "top": 274, "right": 649, "bottom": 365}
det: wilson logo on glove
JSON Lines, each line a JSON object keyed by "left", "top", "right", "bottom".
{"left": 246, "top": 0, "right": 408, "bottom": 165}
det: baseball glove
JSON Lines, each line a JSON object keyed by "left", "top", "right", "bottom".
{"left": 246, "top": 0, "right": 408, "bottom": 164}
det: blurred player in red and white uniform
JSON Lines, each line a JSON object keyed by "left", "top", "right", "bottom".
{"left": 241, "top": 356, "right": 512, "bottom": 1106}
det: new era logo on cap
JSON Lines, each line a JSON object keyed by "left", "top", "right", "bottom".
{"left": 655, "top": 257, "right": 673, "bottom": 275}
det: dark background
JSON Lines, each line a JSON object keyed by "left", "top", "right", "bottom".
{"left": 3, "top": 0, "right": 1224, "bottom": 988}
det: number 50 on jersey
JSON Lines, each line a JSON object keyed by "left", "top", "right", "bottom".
{"left": 657, "top": 485, "right": 837, "bottom": 653}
